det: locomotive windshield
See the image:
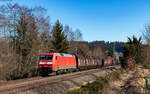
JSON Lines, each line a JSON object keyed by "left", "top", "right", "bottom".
{"left": 40, "top": 55, "right": 53, "bottom": 60}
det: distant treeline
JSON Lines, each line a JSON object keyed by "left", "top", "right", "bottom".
{"left": 89, "top": 41, "right": 125, "bottom": 52}
{"left": 74, "top": 41, "right": 125, "bottom": 53}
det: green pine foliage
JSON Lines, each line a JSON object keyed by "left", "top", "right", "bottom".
{"left": 124, "top": 36, "right": 142, "bottom": 63}
{"left": 52, "top": 20, "right": 69, "bottom": 53}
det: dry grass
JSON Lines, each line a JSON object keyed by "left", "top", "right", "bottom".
{"left": 65, "top": 69, "right": 124, "bottom": 94}
{"left": 123, "top": 68, "right": 150, "bottom": 94}
{"left": 100, "top": 69, "right": 136, "bottom": 94}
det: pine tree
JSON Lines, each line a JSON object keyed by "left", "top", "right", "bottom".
{"left": 124, "top": 36, "right": 142, "bottom": 63}
{"left": 52, "top": 20, "right": 69, "bottom": 53}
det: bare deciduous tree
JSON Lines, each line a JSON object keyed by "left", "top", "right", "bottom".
{"left": 142, "top": 25, "right": 150, "bottom": 67}
{"left": 0, "top": 3, "right": 50, "bottom": 79}
{"left": 74, "top": 29, "right": 83, "bottom": 41}
{"left": 144, "top": 25, "right": 150, "bottom": 44}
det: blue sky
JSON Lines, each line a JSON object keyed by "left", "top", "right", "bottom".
{"left": 2, "top": 0, "right": 150, "bottom": 42}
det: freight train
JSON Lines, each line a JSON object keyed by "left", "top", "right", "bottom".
{"left": 38, "top": 53, "right": 119, "bottom": 76}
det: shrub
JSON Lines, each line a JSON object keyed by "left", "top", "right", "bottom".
{"left": 125, "top": 57, "right": 137, "bottom": 70}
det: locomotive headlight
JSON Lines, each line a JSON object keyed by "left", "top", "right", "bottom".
{"left": 47, "top": 62, "right": 52, "bottom": 64}
{"left": 39, "top": 62, "right": 45, "bottom": 64}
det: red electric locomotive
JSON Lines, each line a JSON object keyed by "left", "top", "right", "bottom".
{"left": 38, "top": 53, "right": 77, "bottom": 75}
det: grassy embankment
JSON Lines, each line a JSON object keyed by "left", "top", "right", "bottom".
{"left": 65, "top": 69, "right": 124, "bottom": 94}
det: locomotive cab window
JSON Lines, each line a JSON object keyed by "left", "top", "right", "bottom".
{"left": 40, "top": 55, "right": 53, "bottom": 60}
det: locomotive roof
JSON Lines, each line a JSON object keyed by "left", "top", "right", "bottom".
{"left": 40, "top": 53, "right": 74, "bottom": 57}
{"left": 40, "top": 53, "right": 54, "bottom": 55}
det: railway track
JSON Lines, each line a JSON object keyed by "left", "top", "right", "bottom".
{"left": 0, "top": 65, "right": 120, "bottom": 94}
